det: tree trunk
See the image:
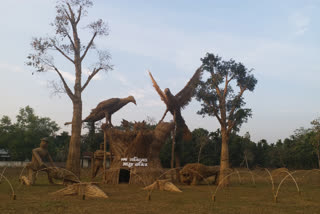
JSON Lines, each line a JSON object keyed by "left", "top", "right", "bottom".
{"left": 66, "top": 22, "right": 82, "bottom": 177}
{"left": 66, "top": 99, "right": 82, "bottom": 177}
{"left": 219, "top": 128, "right": 230, "bottom": 186}
{"left": 317, "top": 147, "right": 320, "bottom": 169}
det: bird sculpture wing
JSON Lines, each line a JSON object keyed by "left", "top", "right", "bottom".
{"left": 175, "top": 66, "right": 203, "bottom": 108}
{"left": 83, "top": 98, "right": 120, "bottom": 122}
{"left": 148, "top": 71, "right": 168, "bottom": 105}
{"left": 94, "top": 98, "right": 120, "bottom": 113}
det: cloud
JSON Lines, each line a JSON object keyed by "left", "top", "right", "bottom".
{"left": 289, "top": 12, "right": 310, "bottom": 35}
{"left": 144, "top": 99, "right": 163, "bottom": 107}
{"left": 0, "top": 62, "right": 25, "bottom": 73}
{"left": 38, "top": 80, "right": 47, "bottom": 86}
{"left": 105, "top": 12, "right": 320, "bottom": 84}
{"left": 123, "top": 84, "right": 164, "bottom": 108}
{"left": 127, "top": 88, "right": 146, "bottom": 99}
{"left": 112, "top": 72, "right": 129, "bottom": 86}
{"left": 83, "top": 68, "right": 102, "bottom": 80}
{"left": 59, "top": 68, "right": 104, "bottom": 84}
{"left": 60, "top": 71, "right": 75, "bottom": 82}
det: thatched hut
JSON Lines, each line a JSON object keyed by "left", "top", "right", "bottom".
{"left": 104, "top": 122, "right": 174, "bottom": 185}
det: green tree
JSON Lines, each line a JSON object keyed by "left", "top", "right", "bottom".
{"left": 193, "top": 128, "right": 210, "bottom": 163}
{"left": 0, "top": 106, "right": 59, "bottom": 161}
{"left": 53, "top": 131, "right": 70, "bottom": 162}
{"left": 196, "top": 53, "right": 257, "bottom": 186}
{"left": 27, "top": 0, "right": 112, "bottom": 176}
{"left": 0, "top": 116, "right": 14, "bottom": 150}
{"left": 255, "top": 139, "right": 269, "bottom": 167}
{"left": 310, "top": 118, "right": 320, "bottom": 168}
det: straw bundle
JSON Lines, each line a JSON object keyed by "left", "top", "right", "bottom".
{"left": 51, "top": 182, "right": 108, "bottom": 199}
{"left": 19, "top": 175, "right": 31, "bottom": 186}
{"left": 143, "top": 179, "right": 182, "bottom": 192}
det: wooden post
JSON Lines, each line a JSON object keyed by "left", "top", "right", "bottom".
{"left": 103, "top": 130, "right": 107, "bottom": 182}
{"left": 171, "top": 112, "right": 177, "bottom": 181}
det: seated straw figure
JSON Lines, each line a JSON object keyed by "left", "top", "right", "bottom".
{"left": 25, "top": 138, "right": 56, "bottom": 185}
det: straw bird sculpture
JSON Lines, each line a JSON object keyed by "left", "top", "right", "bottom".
{"left": 65, "top": 96, "right": 136, "bottom": 126}
{"left": 148, "top": 66, "right": 203, "bottom": 140}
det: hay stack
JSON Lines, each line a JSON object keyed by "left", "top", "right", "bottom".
{"left": 51, "top": 182, "right": 108, "bottom": 199}
{"left": 143, "top": 179, "right": 182, "bottom": 192}
{"left": 19, "top": 176, "right": 31, "bottom": 186}
{"left": 104, "top": 122, "right": 174, "bottom": 185}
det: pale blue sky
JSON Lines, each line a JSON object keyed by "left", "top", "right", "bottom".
{"left": 0, "top": 0, "right": 319, "bottom": 143}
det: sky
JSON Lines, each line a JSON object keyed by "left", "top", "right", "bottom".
{"left": 0, "top": 0, "right": 319, "bottom": 143}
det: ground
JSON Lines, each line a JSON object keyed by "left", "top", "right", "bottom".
{"left": 0, "top": 168, "right": 320, "bottom": 214}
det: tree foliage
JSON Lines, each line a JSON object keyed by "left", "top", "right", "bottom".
{"left": 196, "top": 53, "right": 257, "bottom": 133}
{"left": 0, "top": 106, "right": 59, "bottom": 161}
{"left": 0, "top": 108, "right": 318, "bottom": 169}
{"left": 195, "top": 53, "right": 257, "bottom": 185}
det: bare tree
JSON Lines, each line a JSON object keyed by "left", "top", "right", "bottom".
{"left": 27, "top": 0, "right": 112, "bottom": 176}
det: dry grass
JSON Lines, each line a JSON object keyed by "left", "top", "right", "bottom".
{"left": 0, "top": 167, "right": 320, "bottom": 214}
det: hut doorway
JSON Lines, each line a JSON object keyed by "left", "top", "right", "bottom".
{"left": 119, "top": 169, "right": 130, "bottom": 183}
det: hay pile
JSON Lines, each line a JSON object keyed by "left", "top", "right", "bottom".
{"left": 143, "top": 179, "right": 182, "bottom": 192}
{"left": 51, "top": 182, "right": 108, "bottom": 199}
{"left": 19, "top": 176, "right": 31, "bottom": 186}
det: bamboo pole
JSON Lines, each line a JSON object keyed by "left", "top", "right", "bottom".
{"left": 103, "top": 129, "right": 107, "bottom": 182}
{"left": 171, "top": 112, "right": 177, "bottom": 181}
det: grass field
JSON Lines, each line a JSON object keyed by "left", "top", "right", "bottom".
{"left": 1, "top": 167, "right": 320, "bottom": 214}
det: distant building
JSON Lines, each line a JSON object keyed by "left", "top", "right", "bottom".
{"left": 0, "top": 149, "right": 10, "bottom": 161}
{"left": 81, "top": 151, "right": 93, "bottom": 168}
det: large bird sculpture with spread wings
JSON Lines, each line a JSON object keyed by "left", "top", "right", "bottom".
{"left": 65, "top": 96, "right": 136, "bottom": 126}
{"left": 148, "top": 66, "right": 203, "bottom": 141}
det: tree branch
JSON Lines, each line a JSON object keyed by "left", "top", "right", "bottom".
{"left": 66, "top": 33, "right": 75, "bottom": 49}
{"left": 227, "top": 120, "right": 236, "bottom": 134}
{"left": 76, "top": 6, "right": 82, "bottom": 24}
{"left": 52, "top": 66, "right": 75, "bottom": 100}
{"left": 81, "top": 67, "right": 102, "bottom": 92}
{"left": 66, "top": 3, "right": 76, "bottom": 22}
{"left": 53, "top": 44, "right": 74, "bottom": 64}
{"left": 81, "top": 32, "right": 97, "bottom": 61}
{"left": 223, "top": 75, "right": 228, "bottom": 98}
{"left": 204, "top": 100, "right": 222, "bottom": 125}
{"left": 226, "top": 87, "right": 247, "bottom": 132}
{"left": 63, "top": 8, "right": 72, "bottom": 22}
{"left": 223, "top": 73, "right": 235, "bottom": 98}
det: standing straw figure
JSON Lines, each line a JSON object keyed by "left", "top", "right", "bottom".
{"left": 92, "top": 143, "right": 110, "bottom": 179}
